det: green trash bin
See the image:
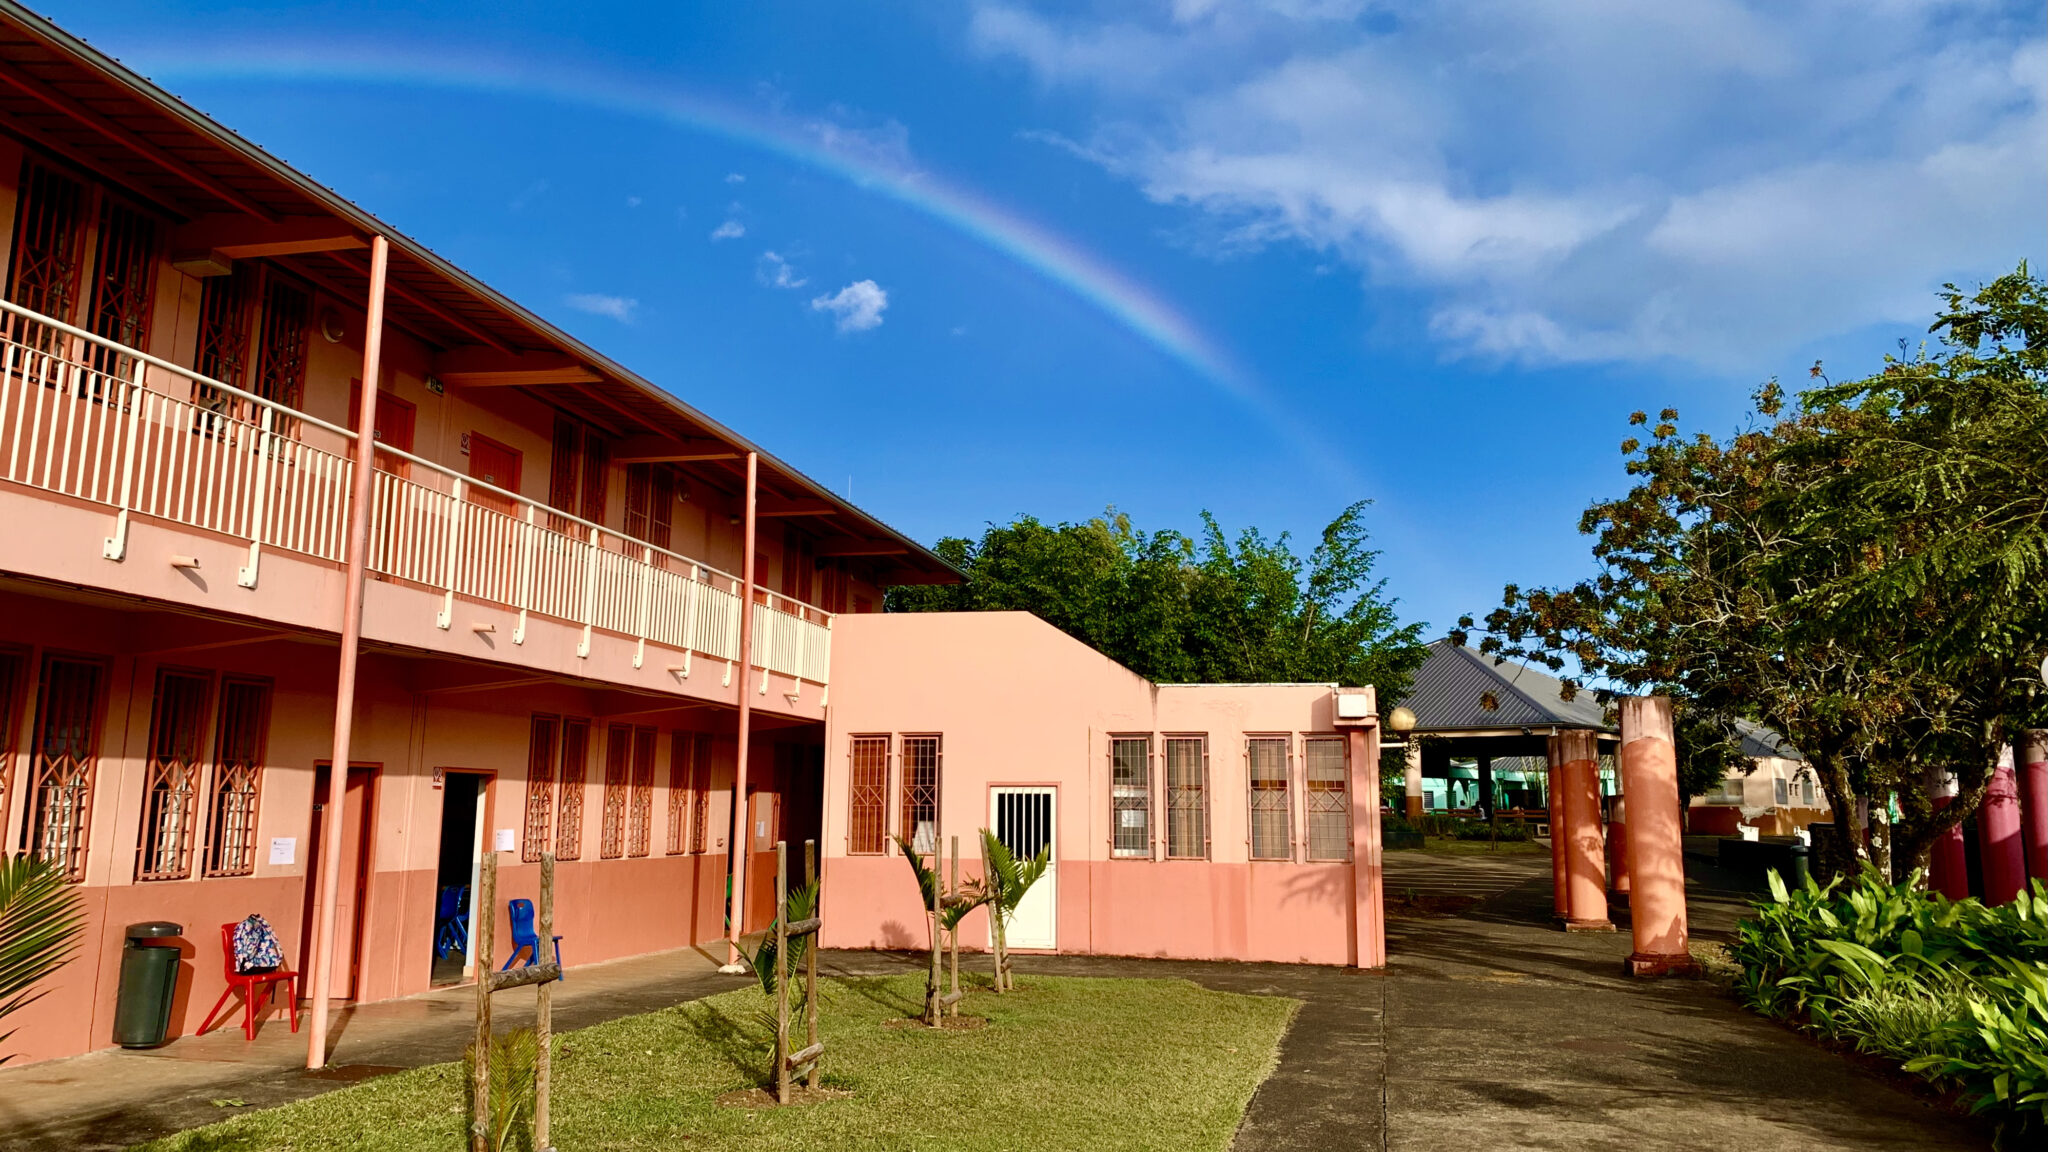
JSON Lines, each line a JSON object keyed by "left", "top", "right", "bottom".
{"left": 113, "top": 921, "right": 184, "bottom": 1049}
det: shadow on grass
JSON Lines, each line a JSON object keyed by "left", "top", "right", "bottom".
{"left": 828, "top": 975, "right": 922, "bottom": 1019}
{"left": 154, "top": 1130, "right": 269, "bottom": 1152}
{"left": 678, "top": 1001, "right": 771, "bottom": 1086}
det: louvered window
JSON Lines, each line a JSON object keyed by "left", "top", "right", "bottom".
{"left": 1304, "top": 737, "right": 1350, "bottom": 862}
{"left": 5, "top": 160, "right": 87, "bottom": 352}
{"left": 555, "top": 717, "right": 589, "bottom": 860}
{"left": 847, "top": 735, "right": 889, "bottom": 855}
{"left": 548, "top": 414, "right": 611, "bottom": 531}
{"left": 600, "top": 723, "right": 631, "bottom": 859}
{"left": 624, "top": 463, "right": 674, "bottom": 551}
{"left": 522, "top": 715, "right": 559, "bottom": 862}
{"left": 137, "top": 670, "right": 210, "bottom": 881}
{"left": 627, "top": 726, "right": 656, "bottom": 857}
{"left": 25, "top": 655, "right": 105, "bottom": 881}
{"left": 1248, "top": 737, "right": 1293, "bottom": 861}
{"left": 1111, "top": 736, "right": 1151, "bottom": 857}
{"left": 899, "top": 735, "right": 940, "bottom": 853}
{"left": 1165, "top": 736, "right": 1208, "bottom": 859}
{"left": 204, "top": 678, "right": 269, "bottom": 876}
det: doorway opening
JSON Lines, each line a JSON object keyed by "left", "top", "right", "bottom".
{"left": 990, "top": 786, "right": 1057, "bottom": 950}
{"left": 302, "top": 762, "right": 378, "bottom": 1002}
{"left": 431, "top": 771, "right": 488, "bottom": 986}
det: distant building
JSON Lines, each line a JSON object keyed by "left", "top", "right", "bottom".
{"left": 1685, "top": 721, "right": 1830, "bottom": 837}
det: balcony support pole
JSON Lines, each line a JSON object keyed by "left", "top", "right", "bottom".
{"left": 308, "top": 234, "right": 388, "bottom": 1071}
{"left": 513, "top": 504, "right": 535, "bottom": 645}
{"left": 238, "top": 405, "right": 275, "bottom": 588}
{"left": 633, "top": 547, "right": 652, "bottom": 669}
{"left": 437, "top": 478, "right": 466, "bottom": 629}
{"left": 577, "top": 526, "right": 599, "bottom": 658}
{"left": 101, "top": 357, "right": 146, "bottom": 560}
{"left": 723, "top": 451, "right": 758, "bottom": 969}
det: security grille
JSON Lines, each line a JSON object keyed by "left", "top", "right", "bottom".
{"left": 627, "top": 727, "right": 656, "bottom": 857}
{"left": 26, "top": 655, "right": 104, "bottom": 881}
{"left": 600, "top": 724, "right": 631, "bottom": 859}
{"left": 555, "top": 718, "right": 589, "bottom": 860}
{"left": 666, "top": 729, "right": 692, "bottom": 855}
{"left": 253, "top": 278, "right": 309, "bottom": 408}
{"left": 195, "top": 267, "right": 251, "bottom": 388}
{"left": 86, "top": 198, "right": 158, "bottom": 377}
{"left": 847, "top": 735, "right": 889, "bottom": 855}
{"left": 1248, "top": 736, "right": 1292, "bottom": 861}
{"left": 1165, "top": 736, "right": 1208, "bottom": 859}
{"left": 6, "top": 161, "right": 86, "bottom": 349}
{"left": 1110, "top": 736, "right": 1151, "bottom": 857}
{"left": 204, "top": 678, "right": 269, "bottom": 877}
{"left": 137, "top": 669, "right": 209, "bottom": 881}
{"left": 522, "top": 715, "right": 559, "bottom": 862}
{"left": 899, "top": 735, "right": 940, "bottom": 853}
{"left": 1304, "top": 736, "right": 1351, "bottom": 862}
{"left": 690, "top": 734, "right": 714, "bottom": 854}
{"left": 0, "top": 648, "right": 23, "bottom": 829}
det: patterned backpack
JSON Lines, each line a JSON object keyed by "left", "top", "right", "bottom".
{"left": 232, "top": 913, "right": 284, "bottom": 973}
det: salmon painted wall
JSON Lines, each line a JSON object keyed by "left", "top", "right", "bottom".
{"left": 0, "top": 589, "right": 823, "bottom": 1065}
{"left": 819, "top": 611, "right": 1378, "bottom": 966}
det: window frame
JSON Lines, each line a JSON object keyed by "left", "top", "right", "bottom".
{"left": 627, "top": 726, "right": 656, "bottom": 857}
{"left": 521, "top": 714, "right": 560, "bottom": 863}
{"left": 136, "top": 666, "right": 213, "bottom": 882}
{"left": 555, "top": 717, "right": 590, "bottom": 860}
{"left": 203, "top": 676, "right": 271, "bottom": 878}
{"left": 1246, "top": 734, "right": 1294, "bottom": 862}
{"left": 1163, "top": 735, "right": 1210, "bottom": 860}
{"left": 847, "top": 734, "right": 891, "bottom": 855}
{"left": 899, "top": 734, "right": 941, "bottom": 853}
{"left": 1302, "top": 735, "right": 1351, "bottom": 863}
{"left": 23, "top": 652, "right": 108, "bottom": 882}
{"left": 1109, "top": 734, "right": 1153, "bottom": 859}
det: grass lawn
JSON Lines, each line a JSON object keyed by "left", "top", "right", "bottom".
{"left": 140, "top": 973, "right": 1298, "bottom": 1152}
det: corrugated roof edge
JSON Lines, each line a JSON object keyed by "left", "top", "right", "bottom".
{"left": 1, "top": 0, "right": 962, "bottom": 583}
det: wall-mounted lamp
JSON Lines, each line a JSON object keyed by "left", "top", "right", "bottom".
{"left": 1386, "top": 705, "right": 1418, "bottom": 737}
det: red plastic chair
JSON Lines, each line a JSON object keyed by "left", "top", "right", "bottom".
{"left": 196, "top": 922, "right": 299, "bottom": 1040}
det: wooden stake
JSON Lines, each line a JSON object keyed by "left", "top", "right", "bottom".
{"left": 947, "top": 835, "right": 960, "bottom": 1017}
{"left": 774, "top": 841, "right": 791, "bottom": 1103}
{"left": 803, "top": 838, "right": 820, "bottom": 1089}
{"left": 535, "top": 851, "right": 555, "bottom": 1152}
{"left": 925, "top": 849, "right": 942, "bottom": 1026}
{"left": 471, "top": 851, "right": 496, "bottom": 1152}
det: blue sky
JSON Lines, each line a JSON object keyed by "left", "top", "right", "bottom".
{"left": 48, "top": 0, "right": 2047, "bottom": 638}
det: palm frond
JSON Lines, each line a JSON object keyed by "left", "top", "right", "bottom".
{"left": 0, "top": 854, "right": 87, "bottom": 1063}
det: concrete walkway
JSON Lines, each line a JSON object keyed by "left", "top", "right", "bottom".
{"left": 0, "top": 852, "right": 1989, "bottom": 1151}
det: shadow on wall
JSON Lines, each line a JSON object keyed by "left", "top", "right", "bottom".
{"left": 1279, "top": 864, "right": 1354, "bottom": 916}
{"left": 876, "top": 919, "right": 922, "bottom": 950}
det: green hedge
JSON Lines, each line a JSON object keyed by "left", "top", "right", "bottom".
{"left": 1735, "top": 867, "right": 2048, "bottom": 1147}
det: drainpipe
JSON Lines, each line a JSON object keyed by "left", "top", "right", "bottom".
{"left": 721, "top": 451, "right": 758, "bottom": 970}
{"left": 307, "top": 234, "right": 388, "bottom": 1070}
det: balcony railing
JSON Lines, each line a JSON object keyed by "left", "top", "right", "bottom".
{"left": 0, "top": 296, "right": 830, "bottom": 688}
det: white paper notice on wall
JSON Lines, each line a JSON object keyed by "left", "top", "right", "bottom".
{"left": 269, "top": 837, "right": 296, "bottom": 865}
{"left": 494, "top": 828, "right": 517, "bottom": 852}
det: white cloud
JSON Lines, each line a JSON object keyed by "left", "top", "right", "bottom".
{"left": 564, "top": 293, "right": 638, "bottom": 323}
{"left": 971, "top": 1, "right": 2048, "bottom": 368}
{"left": 811, "top": 280, "right": 889, "bottom": 332}
{"left": 757, "top": 251, "right": 808, "bottom": 289}
{"left": 710, "top": 219, "right": 746, "bottom": 241}
{"left": 725, "top": 172, "right": 746, "bottom": 184}
{"left": 625, "top": 195, "right": 642, "bottom": 208}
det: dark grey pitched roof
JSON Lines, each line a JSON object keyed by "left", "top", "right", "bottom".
{"left": 1401, "top": 640, "right": 1611, "bottom": 732}
{"left": 1734, "top": 717, "right": 1802, "bottom": 761}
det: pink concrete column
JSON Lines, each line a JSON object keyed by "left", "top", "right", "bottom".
{"left": 2021, "top": 731, "right": 2048, "bottom": 883}
{"left": 1557, "top": 729, "right": 1612, "bottom": 931}
{"left": 1545, "top": 734, "right": 1567, "bottom": 921}
{"left": 1347, "top": 725, "right": 1386, "bottom": 968}
{"left": 1928, "top": 771, "right": 1969, "bottom": 899}
{"left": 1979, "top": 745, "right": 2025, "bottom": 905}
{"left": 1618, "top": 697, "right": 1701, "bottom": 978}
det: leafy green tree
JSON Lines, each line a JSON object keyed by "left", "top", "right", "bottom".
{"left": 1464, "top": 266, "right": 2048, "bottom": 880}
{"left": 889, "top": 503, "right": 1428, "bottom": 699}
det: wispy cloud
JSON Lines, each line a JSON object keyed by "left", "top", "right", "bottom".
{"left": 507, "top": 179, "right": 549, "bottom": 213}
{"left": 710, "top": 219, "right": 746, "bottom": 241}
{"left": 625, "top": 195, "right": 642, "bottom": 208}
{"left": 564, "top": 293, "right": 639, "bottom": 323}
{"left": 757, "top": 251, "right": 808, "bottom": 289}
{"left": 725, "top": 172, "right": 746, "bottom": 184}
{"left": 811, "top": 280, "right": 889, "bottom": 332}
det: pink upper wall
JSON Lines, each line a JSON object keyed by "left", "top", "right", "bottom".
{"left": 819, "top": 611, "right": 1380, "bottom": 967}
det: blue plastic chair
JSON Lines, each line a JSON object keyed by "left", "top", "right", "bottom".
{"left": 501, "top": 897, "right": 564, "bottom": 978}
{"left": 433, "top": 886, "right": 468, "bottom": 959}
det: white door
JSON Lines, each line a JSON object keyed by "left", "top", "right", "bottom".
{"left": 991, "top": 787, "right": 1057, "bottom": 950}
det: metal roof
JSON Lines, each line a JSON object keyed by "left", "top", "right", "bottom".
{"left": 1401, "top": 640, "right": 1612, "bottom": 733}
{"left": 1734, "top": 717, "right": 1803, "bottom": 761}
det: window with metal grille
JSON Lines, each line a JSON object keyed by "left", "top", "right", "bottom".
{"left": 548, "top": 415, "right": 612, "bottom": 530}
{"left": 1165, "top": 736, "right": 1208, "bottom": 859}
{"left": 0, "top": 648, "right": 25, "bottom": 832}
{"left": 666, "top": 730, "right": 692, "bottom": 855}
{"left": 627, "top": 727, "right": 656, "bottom": 857}
{"left": 87, "top": 197, "right": 158, "bottom": 376}
{"left": 555, "top": 717, "right": 589, "bottom": 860}
{"left": 254, "top": 278, "right": 310, "bottom": 408}
{"left": 1248, "top": 737, "right": 1292, "bottom": 861}
{"left": 522, "top": 715, "right": 559, "bottom": 862}
{"left": 1110, "top": 736, "right": 1151, "bottom": 857}
{"left": 25, "top": 655, "right": 105, "bottom": 882}
{"left": 899, "top": 735, "right": 940, "bottom": 853}
{"left": 1303, "top": 737, "right": 1351, "bottom": 862}
{"left": 690, "top": 734, "right": 715, "bottom": 854}
{"left": 781, "top": 527, "right": 815, "bottom": 603}
{"left": 204, "top": 678, "right": 269, "bottom": 877}
{"left": 600, "top": 724, "right": 631, "bottom": 859}
{"left": 195, "top": 267, "right": 252, "bottom": 389}
{"left": 624, "top": 464, "right": 675, "bottom": 551}
{"left": 5, "top": 160, "right": 87, "bottom": 345}
{"left": 137, "top": 669, "right": 210, "bottom": 881}
{"left": 847, "top": 735, "right": 890, "bottom": 855}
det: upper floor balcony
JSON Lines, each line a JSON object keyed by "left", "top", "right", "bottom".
{"left": 0, "top": 295, "right": 834, "bottom": 702}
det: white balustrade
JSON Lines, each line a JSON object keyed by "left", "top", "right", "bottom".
{"left": 0, "top": 296, "right": 831, "bottom": 688}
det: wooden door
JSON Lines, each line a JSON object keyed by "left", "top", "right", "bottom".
{"left": 302, "top": 763, "right": 377, "bottom": 1000}
{"left": 467, "top": 433, "right": 521, "bottom": 516}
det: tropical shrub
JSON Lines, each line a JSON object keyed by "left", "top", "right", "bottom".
{"left": 463, "top": 1026, "right": 537, "bottom": 1152}
{"left": 0, "top": 853, "right": 87, "bottom": 1064}
{"left": 1734, "top": 866, "right": 2048, "bottom": 1145}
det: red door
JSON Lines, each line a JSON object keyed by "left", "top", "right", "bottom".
{"left": 302, "top": 763, "right": 378, "bottom": 1000}
{"left": 468, "top": 433, "right": 522, "bottom": 516}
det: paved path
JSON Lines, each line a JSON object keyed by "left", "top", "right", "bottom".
{"left": 0, "top": 852, "right": 1987, "bottom": 1151}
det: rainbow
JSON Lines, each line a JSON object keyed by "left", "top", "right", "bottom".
{"left": 139, "top": 38, "right": 1355, "bottom": 487}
